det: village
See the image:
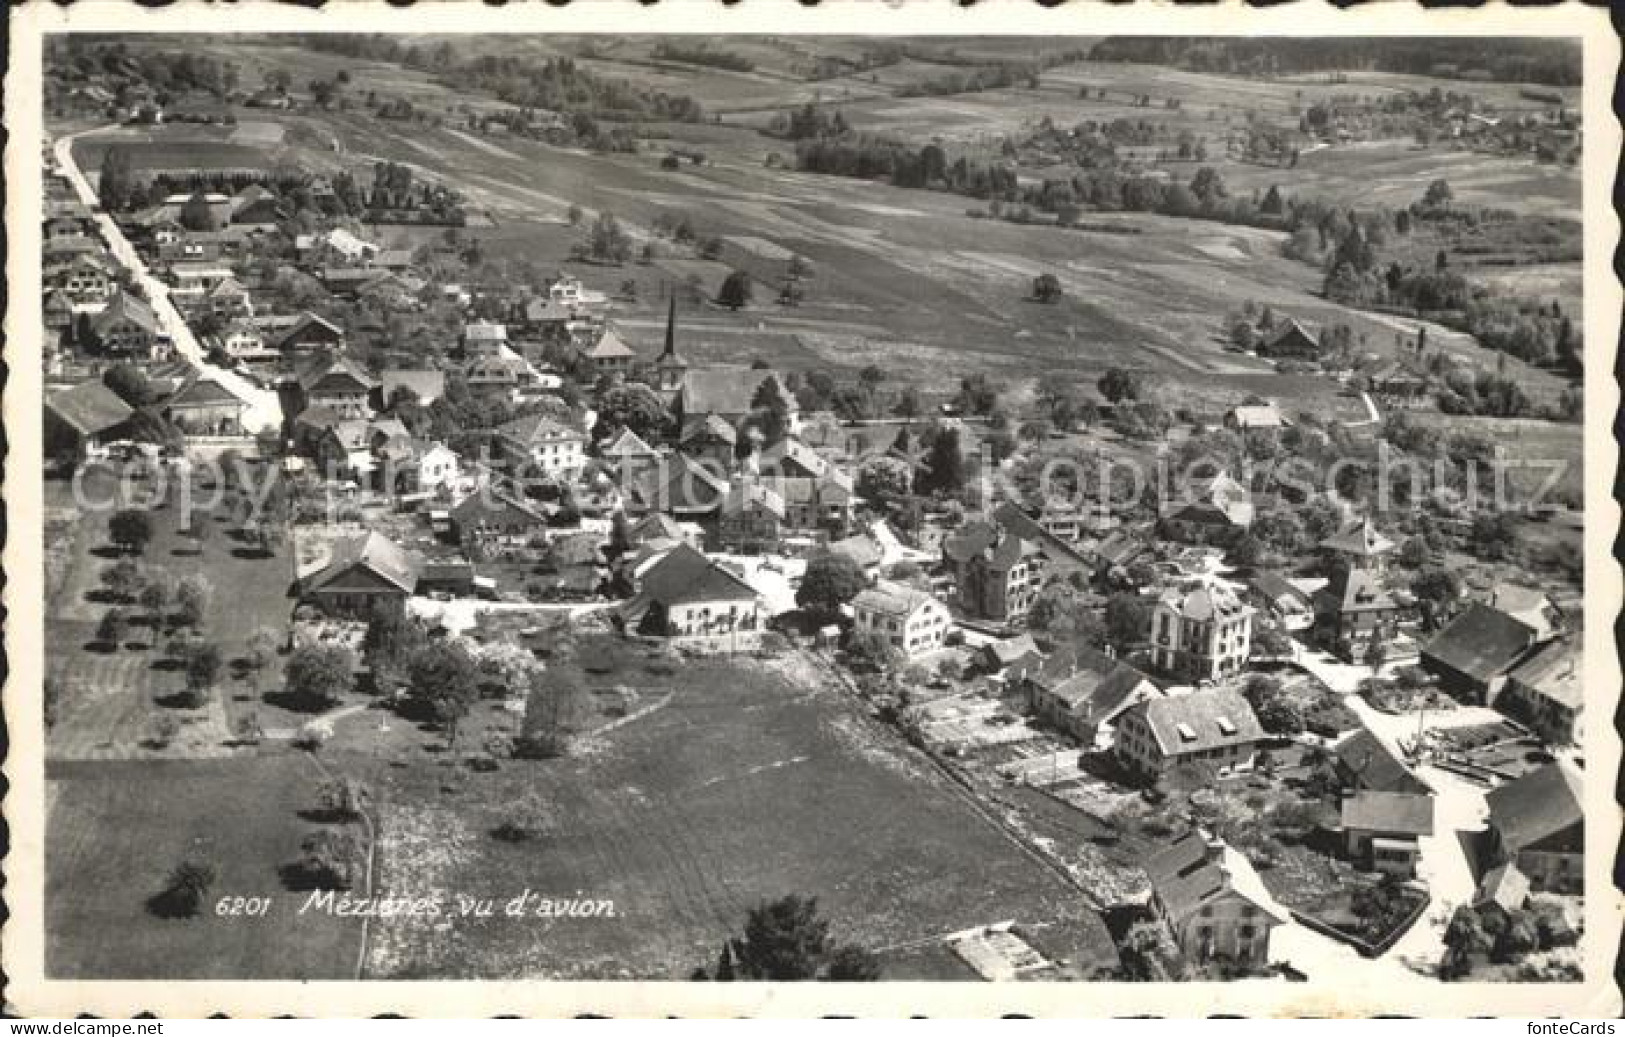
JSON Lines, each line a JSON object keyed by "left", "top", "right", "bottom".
{"left": 39, "top": 35, "right": 1587, "bottom": 986}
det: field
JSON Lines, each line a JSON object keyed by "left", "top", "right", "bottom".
{"left": 47, "top": 755, "right": 362, "bottom": 979}
{"left": 353, "top": 645, "right": 1116, "bottom": 979}
{"left": 45, "top": 466, "right": 300, "bottom": 763}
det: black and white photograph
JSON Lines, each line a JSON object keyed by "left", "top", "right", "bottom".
{"left": 5, "top": 0, "right": 1619, "bottom": 1019}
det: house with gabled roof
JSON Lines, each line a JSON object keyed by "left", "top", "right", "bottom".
{"left": 679, "top": 412, "right": 738, "bottom": 470}
{"left": 1421, "top": 601, "right": 1542, "bottom": 703}
{"left": 91, "top": 291, "right": 162, "bottom": 359}
{"left": 44, "top": 380, "right": 135, "bottom": 462}
{"left": 450, "top": 489, "right": 549, "bottom": 552}
{"left": 296, "top": 353, "right": 377, "bottom": 419}
{"left": 276, "top": 311, "right": 346, "bottom": 354}
{"left": 1334, "top": 727, "right": 1431, "bottom": 796}
{"left": 718, "top": 479, "right": 787, "bottom": 552}
{"left": 1256, "top": 317, "right": 1321, "bottom": 360}
{"left": 1114, "top": 687, "right": 1264, "bottom": 781}
{"left": 1027, "top": 646, "right": 1162, "bottom": 748}
{"left": 1319, "top": 517, "right": 1396, "bottom": 574}
{"left": 1160, "top": 470, "right": 1254, "bottom": 544}
{"left": 942, "top": 518, "right": 1044, "bottom": 624}
{"left": 301, "top": 531, "right": 420, "bottom": 616}
{"left": 1223, "top": 403, "right": 1287, "bottom": 433}
{"left": 1497, "top": 637, "right": 1582, "bottom": 746}
{"left": 162, "top": 373, "right": 248, "bottom": 435}
{"left": 600, "top": 426, "right": 662, "bottom": 480}
{"left": 1143, "top": 830, "right": 1288, "bottom": 968}
{"left": 1341, "top": 790, "right": 1434, "bottom": 878}
{"left": 851, "top": 580, "right": 951, "bottom": 659}
{"left": 625, "top": 451, "right": 729, "bottom": 519}
{"left": 1312, "top": 566, "right": 1402, "bottom": 662}
{"left": 1484, "top": 762, "right": 1583, "bottom": 894}
{"left": 496, "top": 412, "right": 585, "bottom": 479}
{"left": 616, "top": 543, "right": 764, "bottom": 647}
{"left": 583, "top": 327, "right": 637, "bottom": 379}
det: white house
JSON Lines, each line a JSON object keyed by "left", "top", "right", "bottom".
{"left": 851, "top": 580, "right": 951, "bottom": 658}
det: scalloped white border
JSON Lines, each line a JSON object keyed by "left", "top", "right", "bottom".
{"left": 4, "top": 0, "right": 1620, "bottom": 1018}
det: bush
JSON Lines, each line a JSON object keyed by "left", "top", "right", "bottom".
{"left": 286, "top": 829, "right": 364, "bottom": 891}
{"left": 148, "top": 858, "right": 216, "bottom": 918}
{"left": 491, "top": 820, "right": 531, "bottom": 843}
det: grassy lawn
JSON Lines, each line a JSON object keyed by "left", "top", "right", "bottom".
{"left": 342, "top": 643, "right": 1115, "bottom": 979}
{"left": 46, "top": 465, "right": 299, "bottom": 760}
{"left": 47, "top": 754, "right": 362, "bottom": 979}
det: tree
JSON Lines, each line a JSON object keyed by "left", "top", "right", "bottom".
{"left": 246, "top": 626, "right": 282, "bottom": 671}
{"left": 1104, "top": 592, "right": 1151, "bottom": 649}
{"left": 594, "top": 383, "right": 672, "bottom": 441}
{"left": 713, "top": 894, "right": 879, "bottom": 981}
{"left": 514, "top": 668, "right": 589, "bottom": 759}
{"left": 284, "top": 642, "right": 357, "bottom": 711}
{"left": 1097, "top": 367, "right": 1145, "bottom": 404}
{"left": 316, "top": 776, "right": 370, "bottom": 822}
{"left": 1441, "top": 905, "right": 1491, "bottom": 980}
{"left": 587, "top": 211, "right": 632, "bottom": 263}
{"left": 567, "top": 203, "right": 583, "bottom": 226}
{"left": 98, "top": 144, "right": 137, "bottom": 212}
{"left": 1032, "top": 272, "right": 1063, "bottom": 304}
{"left": 101, "top": 556, "right": 146, "bottom": 603}
{"left": 797, "top": 550, "right": 866, "bottom": 619}
{"left": 717, "top": 270, "right": 754, "bottom": 311}
{"left": 291, "top": 829, "right": 363, "bottom": 891}
{"left": 184, "top": 641, "right": 224, "bottom": 700}
{"left": 175, "top": 574, "right": 212, "bottom": 630}
{"left": 1422, "top": 178, "right": 1454, "bottom": 209}
{"left": 405, "top": 641, "right": 480, "bottom": 748}
{"left": 138, "top": 573, "right": 174, "bottom": 632}
{"left": 1363, "top": 631, "right": 1388, "bottom": 673}
{"left": 148, "top": 858, "right": 215, "bottom": 918}
{"left": 845, "top": 626, "right": 901, "bottom": 672}
{"left": 109, "top": 508, "right": 154, "bottom": 555}
{"left": 44, "top": 675, "right": 64, "bottom": 730}
{"left": 917, "top": 426, "right": 965, "bottom": 495}
{"left": 179, "top": 189, "right": 222, "bottom": 232}
{"left": 103, "top": 363, "right": 154, "bottom": 407}
{"left": 97, "top": 607, "right": 127, "bottom": 649}
{"left": 855, "top": 456, "right": 912, "bottom": 505}
{"left": 361, "top": 598, "right": 423, "bottom": 682}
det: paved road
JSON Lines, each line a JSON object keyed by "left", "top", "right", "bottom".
{"left": 52, "top": 128, "right": 283, "bottom": 434}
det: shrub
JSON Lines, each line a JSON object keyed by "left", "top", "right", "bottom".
{"left": 491, "top": 821, "right": 531, "bottom": 843}
{"left": 286, "top": 829, "right": 364, "bottom": 891}
{"left": 148, "top": 858, "right": 216, "bottom": 918}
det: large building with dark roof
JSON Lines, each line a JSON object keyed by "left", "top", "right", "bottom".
{"left": 1484, "top": 761, "right": 1583, "bottom": 894}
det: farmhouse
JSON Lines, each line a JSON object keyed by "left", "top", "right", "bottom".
{"left": 1496, "top": 637, "right": 1582, "bottom": 746}
{"left": 1247, "top": 570, "right": 1314, "bottom": 631}
{"left": 1484, "top": 762, "right": 1583, "bottom": 894}
{"left": 91, "top": 291, "right": 162, "bottom": 359}
{"left": 759, "top": 474, "right": 855, "bottom": 535}
{"left": 44, "top": 380, "right": 134, "bottom": 463}
{"left": 162, "top": 373, "right": 249, "bottom": 435}
{"left": 1026, "top": 647, "right": 1162, "bottom": 748}
{"left": 56, "top": 253, "right": 114, "bottom": 303}
{"left": 296, "top": 354, "right": 377, "bottom": 419}
{"left": 275, "top": 312, "right": 346, "bottom": 354}
{"left": 1143, "top": 831, "right": 1288, "bottom": 968}
{"left": 679, "top": 413, "right": 739, "bottom": 471}
{"left": 1421, "top": 602, "right": 1541, "bottom": 703}
{"left": 617, "top": 543, "right": 765, "bottom": 647}
{"left": 600, "top": 426, "right": 662, "bottom": 480}
{"left": 450, "top": 490, "right": 549, "bottom": 550}
{"left": 1223, "top": 403, "right": 1287, "bottom": 433}
{"left": 851, "top": 580, "right": 951, "bottom": 659}
{"left": 302, "top": 531, "right": 421, "bottom": 617}
{"left": 1160, "top": 471, "right": 1254, "bottom": 543}
{"left": 1256, "top": 318, "right": 1321, "bottom": 360}
{"left": 1487, "top": 582, "right": 1564, "bottom": 641}
{"left": 1334, "top": 727, "right": 1431, "bottom": 796}
{"left": 717, "top": 480, "right": 787, "bottom": 552}
{"left": 1113, "top": 688, "right": 1264, "bottom": 781}
{"left": 1341, "top": 790, "right": 1434, "bottom": 879}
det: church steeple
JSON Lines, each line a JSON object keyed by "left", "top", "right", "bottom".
{"left": 656, "top": 291, "right": 688, "bottom": 392}
{"left": 660, "top": 293, "right": 682, "bottom": 362}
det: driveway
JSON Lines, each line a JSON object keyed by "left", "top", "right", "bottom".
{"left": 52, "top": 128, "right": 284, "bottom": 434}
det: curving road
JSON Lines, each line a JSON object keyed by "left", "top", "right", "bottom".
{"left": 51, "top": 128, "right": 283, "bottom": 434}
